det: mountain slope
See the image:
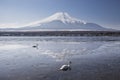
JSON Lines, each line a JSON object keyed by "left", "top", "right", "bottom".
{"left": 1, "top": 12, "right": 114, "bottom": 31}
{"left": 20, "top": 12, "right": 111, "bottom": 31}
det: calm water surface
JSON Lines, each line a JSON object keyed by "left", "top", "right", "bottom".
{"left": 0, "top": 36, "right": 120, "bottom": 80}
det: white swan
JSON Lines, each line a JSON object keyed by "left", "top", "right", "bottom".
{"left": 60, "top": 61, "right": 72, "bottom": 71}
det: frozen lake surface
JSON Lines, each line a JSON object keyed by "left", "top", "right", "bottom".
{"left": 0, "top": 36, "right": 120, "bottom": 80}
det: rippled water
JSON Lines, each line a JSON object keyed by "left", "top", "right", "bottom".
{"left": 0, "top": 36, "right": 120, "bottom": 80}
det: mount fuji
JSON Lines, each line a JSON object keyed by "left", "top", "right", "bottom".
{"left": 1, "top": 12, "right": 113, "bottom": 31}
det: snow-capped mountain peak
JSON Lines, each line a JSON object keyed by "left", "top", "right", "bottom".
{"left": 26, "top": 12, "right": 86, "bottom": 27}
{"left": 41, "top": 12, "right": 86, "bottom": 24}
{"left": 21, "top": 12, "right": 112, "bottom": 31}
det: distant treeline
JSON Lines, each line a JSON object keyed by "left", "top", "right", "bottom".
{"left": 0, "top": 31, "right": 120, "bottom": 36}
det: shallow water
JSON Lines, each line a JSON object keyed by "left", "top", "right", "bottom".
{"left": 0, "top": 36, "right": 120, "bottom": 80}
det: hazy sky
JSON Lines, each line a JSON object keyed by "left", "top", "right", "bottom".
{"left": 0, "top": 0, "right": 120, "bottom": 29}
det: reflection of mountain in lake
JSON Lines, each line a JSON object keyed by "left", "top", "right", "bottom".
{"left": 0, "top": 36, "right": 120, "bottom": 62}
{"left": 38, "top": 42, "right": 120, "bottom": 61}
{"left": 38, "top": 42, "right": 103, "bottom": 61}
{"left": 0, "top": 36, "right": 120, "bottom": 80}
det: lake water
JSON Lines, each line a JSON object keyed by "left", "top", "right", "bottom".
{"left": 0, "top": 36, "right": 120, "bottom": 80}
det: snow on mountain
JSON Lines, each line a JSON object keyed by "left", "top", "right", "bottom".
{"left": 1, "top": 12, "right": 113, "bottom": 31}
{"left": 41, "top": 12, "right": 86, "bottom": 24}
{"left": 25, "top": 12, "right": 86, "bottom": 27}
{"left": 21, "top": 12, "right": 110, "bottom": 31}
